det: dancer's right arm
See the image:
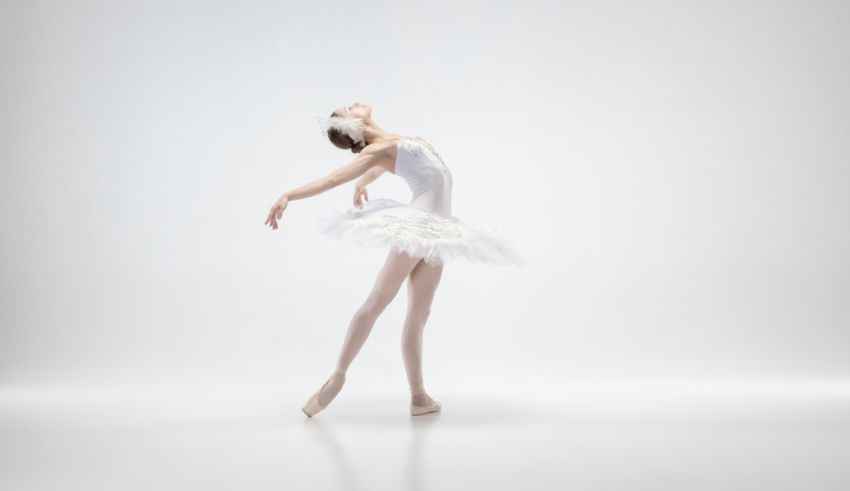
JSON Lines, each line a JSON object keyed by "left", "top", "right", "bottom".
{"left": 356, "top": 165, "right": 387, "bottom": 188}
{"left": 283, "top": 148, "right": 386, "bottom": 202}
{"left": 265, "top": 145, "right": 390, "bottom": 229}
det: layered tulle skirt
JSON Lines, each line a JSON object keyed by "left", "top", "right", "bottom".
{"left": 316, "top": 198, "right": 524, "bottom": 267}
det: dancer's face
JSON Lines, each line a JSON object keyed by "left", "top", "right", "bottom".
{"left": 334, "top": 101, "right": 372, "bottom": 120}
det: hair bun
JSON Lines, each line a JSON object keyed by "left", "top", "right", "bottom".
{"left": 351, "top": 140, "right": 366, "bottom": 153}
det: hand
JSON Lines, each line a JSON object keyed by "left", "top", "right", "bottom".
{"left": 353, "top": 184, "right": 369, "bottom": 208}
{"left": 265, "top": 195, "right": 289, "bottom": 230}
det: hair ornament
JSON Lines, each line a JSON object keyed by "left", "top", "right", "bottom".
{"left": 315, "top": 113, "right": 366, "bottom": 144}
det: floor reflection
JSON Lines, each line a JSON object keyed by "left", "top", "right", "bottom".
{"left": 405, "top": 412, "right": 441, "bottom": 491}
{"left": 1, "top": 388, "right": 849, "bottom": 491}
{"left": 301, "top": 417, "right": 366, "bottom": 491}
{"left": 300, "top": 400, "right": 443, "bottom": 491}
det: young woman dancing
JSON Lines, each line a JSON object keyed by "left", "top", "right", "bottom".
{"left": 264, "top": 102, "right": 523, "bottom": 417}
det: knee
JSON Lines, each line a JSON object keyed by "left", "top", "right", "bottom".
{"left": 362, "top": 288, "right": 396, "bottom": 316}
{"left": 407, "top": 304, "right": 431, "bottom": 325}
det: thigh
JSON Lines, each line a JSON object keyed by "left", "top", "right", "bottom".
{"left": 407, "top": 259, "right": 444, "bottom": 307}
{"left": 371, "top": 248, "right": 423, "bottom": 298}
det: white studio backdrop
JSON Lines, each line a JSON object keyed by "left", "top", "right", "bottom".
{"left": 1, "top": 0, "right": 849, "bottom": 396}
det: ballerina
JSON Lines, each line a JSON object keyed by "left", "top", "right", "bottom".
{"left": 264, "top": 101, "right": 523, "bottom": 417}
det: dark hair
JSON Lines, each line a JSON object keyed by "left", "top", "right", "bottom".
{"left": 326, "top": 111, "right": 367, "bottom": 154}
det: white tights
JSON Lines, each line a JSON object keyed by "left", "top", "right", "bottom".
{"left": 316, "top": 249, "right": 444, "bottom": 407}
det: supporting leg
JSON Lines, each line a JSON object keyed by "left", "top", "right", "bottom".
{"left": 401, "top": 259, "right": 444, "bottom": 407}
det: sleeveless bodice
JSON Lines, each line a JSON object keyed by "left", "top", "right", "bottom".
{"left": 318, "top": 137, "right": 524, "bottom": 267}
{"left": 394, "top": 138, "right": 453, "bottom": 217}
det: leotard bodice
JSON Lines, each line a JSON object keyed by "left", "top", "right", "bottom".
{"left": 394, "top": 138, "right": 453, "bottom": 217}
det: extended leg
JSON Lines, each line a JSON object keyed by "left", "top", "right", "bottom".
{"left": 333, "top": 248, "right": 421, "bottom": 376}
{"left": 401, "top": 259, "right": 444, "bottom": 407}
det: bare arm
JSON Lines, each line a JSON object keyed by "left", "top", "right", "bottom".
{"left": 355, "top": 165, "right": 387, "bottom": 188}
{"left": 264, "top": 149, "right": 384, "bottom": 230}
{"left": 282, "top": 151, "right": 380, "bottom": 202}
{"left": 351, "top": 165, "right": 387, "bottom": 208}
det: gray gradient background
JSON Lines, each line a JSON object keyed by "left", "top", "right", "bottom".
{"left": 1, "top": 0, "right": 849, "bottom": 394}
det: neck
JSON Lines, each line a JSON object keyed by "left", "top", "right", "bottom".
{"left": 362, "top": 120, "right": 400, "bottom": 145}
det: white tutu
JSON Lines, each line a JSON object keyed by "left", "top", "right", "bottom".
{"left": 316, "top": 198, "right": 524, "bottom": 267}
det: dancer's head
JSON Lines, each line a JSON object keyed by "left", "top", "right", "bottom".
{"left": 326, "top": 102, "right": 373, "bottom": 154}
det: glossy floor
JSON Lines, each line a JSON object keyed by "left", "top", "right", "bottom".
{"left": 1, "top": 381, "right": 849, "bottom": 490}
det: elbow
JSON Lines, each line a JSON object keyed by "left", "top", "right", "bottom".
{"left": 325, "top": 173, "right": 348, "bottom": 189}
{"left": 326, "top": 173, "right": 340, "bottom": 189}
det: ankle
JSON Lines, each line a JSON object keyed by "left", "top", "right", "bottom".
{"left": 411, "top": 392, "right": 434, "bottom": 406}
{"left": 409, "top": 383, "right": 426, "bottom": 396}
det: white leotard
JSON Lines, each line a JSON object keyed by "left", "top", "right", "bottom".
{"left": 317, "top": 137, "right": 523, "bottom": 267}
{"left": 394, "top": 138, "right": 453, "bottom": 217}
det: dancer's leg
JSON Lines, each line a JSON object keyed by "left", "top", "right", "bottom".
{"left": 401, "top": 259, "right": 444, "bottom": 406}
{"left": 313, "top": 250, "right": 421, "bottom": 406}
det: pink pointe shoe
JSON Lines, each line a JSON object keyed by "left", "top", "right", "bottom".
{"left": 410, "top": 384, "right": 441, "bottom": 416}
{"left": 302, "top": 371, "right": 346, "bottom": 417}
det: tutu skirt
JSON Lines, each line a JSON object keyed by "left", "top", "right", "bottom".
{"left": 316, "top": 198, "right": 524, "bottom": 267}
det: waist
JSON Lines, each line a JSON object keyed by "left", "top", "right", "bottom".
{"left": 409, "top": 196, "right": 451, "bottom": 217}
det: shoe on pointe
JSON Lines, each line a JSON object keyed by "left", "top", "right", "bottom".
{"left": 302, "top": 371, "right": 346, "bottom": 417}
{"left": 410, "top": 385, "right": 441, "bottom": 416}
